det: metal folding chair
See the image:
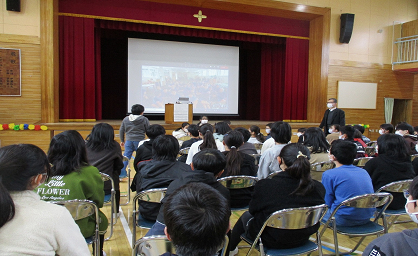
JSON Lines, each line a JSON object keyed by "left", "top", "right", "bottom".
{"left": 132, "top": 188, "right": 167, "bottom": 248}
{"left": 249, "top": 153, "right": 261, "bottom": 166}
{"left": 99, "top": 172, "right": 116, "bottom": 240}
{"left": 411, "top": 154, "right": 418, "bottom": 161}
{"left": 51, "top": 199, "right": 100, "bottom": 256}
{"left": 254, "top": 143, "right": 263, "bottom": 154}
{"left": 240, "top": 204, "right": 328, "bottom": 256}
{"left": 266, "top": 170, "right": 282, "bottom": 179}
{"left": 353, "top": 157, "right": 374, "bottom": 168}
{"left": 218, "top": 175, "right": 258, "bottom": 211}
{"left": 176, "top": 147, "right": 190, "bottom": 160}
{"left": 120, "top": 156, "right": 132, "bottom": 205}
{"left": 310, "top": 160, "right": 336, "bottom": 182}
{"left": 320, "top": 193, "right": 393, "bottom": 256}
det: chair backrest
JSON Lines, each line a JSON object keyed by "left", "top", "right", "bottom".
{"left": 51, "top": 199, "right": 97, "bottom": 220}
{"left": 178, "top": 147, "right": 190, "bottom": 155}
{"left": 132, "top": 236, "right": 175, "bottom": 256}
{"left": 218, "top": 175, "right": 258, "bottom": 189}
{"left": 253, "top": 143, "right": 263, "bottom": 151}
{"left": 100, "top": 172, "right": 115, "bottom": 189}
{"left": 353, "top": 157, "right": 373, "bottom": 167}
{"left": 411, "top": 154, "right": 418, "bottom": 161}
{"left": 376, "top": 179, "right": 413, "bottom": 193}
{"left": 266, "top": 170, "right": 282, "bottom": 179}
{"left": 134, "top": 188, "right": 167, "bottom": 204}
{"left": 249, "top": 153, "right": 261, "bottom": 166}
{"left": 310, "top": 160, "right": 336, "bottom": 172}
{"left": 366, "top": 141, "right": 377, "bottom": 147}
{"left": 365, "top": 147, "right": 377, "bottom": 156}
{"left": 339, "top": 193, "right": 392, "bottom": 209}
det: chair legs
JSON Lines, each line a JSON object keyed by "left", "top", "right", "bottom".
{"left": 120, "top": 166, "right": 131, "bottom": 205}
{"left": 105, "top": 190, "right": 116, "bottom": 241}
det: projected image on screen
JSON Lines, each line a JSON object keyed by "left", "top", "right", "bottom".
{"left": 128, "top": 38, "right": 239, "bottom": 115}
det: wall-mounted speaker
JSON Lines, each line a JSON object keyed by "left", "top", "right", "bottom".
{"left": 339, "top": 13, "right": 355, "bottom": 44}
{"left": 6, "top": 0, "right": 20, "bottom": 12}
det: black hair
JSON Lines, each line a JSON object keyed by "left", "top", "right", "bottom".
{"left": 270, "top": 121, "right": 292, "bottom": 144}
{"left": 131, "top": 104, "right": 144, "bottom": 115}
{"left": 380, "top": 124, "right": 394, "bottom": 133}
{"left": 249, "top": 125, "right": 265, "bottom": 143}
{"left": 187, "top": 124, "right": 199, "bottom": 137}
{"left": 86, "top": 123, "right": 116, "bottom": 151}
{"left": 0, "top": 144, "right": 50, "bottom": 228}
{"left": 297, "top": 127, "right": 306, "bottom": 133}
{"left": 222, "top": 120, "right": 231, "bottom": 125}
{"left": 199, "top": 124, "right": 217, "bottom": 150}
{"left": 396, "top": 122, "right": 414, "bottom": 135}
{"left": 152, "top": 135, "right": 179, "bottom": 161}
{"left": 146, "top": 124, "right": 166, "bottom": 140}
{"left": 279, "top": 143, "right": 313, "bottom": 196}
{"left": 354, "top": 129, "right": 363, "bottom": 139}
{"left": 215, "top": 122, "right": 232, "bottom": 135}
{"left": 353, "top": 125, "right": 365, "bottom": 134}
{"left": 234, "top": 127, "right": 251, "bottom": 141}
{"left": 302, "top": 127, "right": 329, "bottom": 153}
{"left": 164, "top": 183, "right": 230, "bottom": 256}
{"left": 175, "top": 122, "right": 190, "bottom": 132}
{"left": 192, "top": 149, "right": 226, "bottom": 175}
{"left": 331, "top": 124, "right": 340, "bottom": 132}
{"left": 200, "top": 116, "right": 208, "bottom": 121}
{"left": 328, "top": 98, "right": 337, "bottom": 103}
{"left": 330, "top": 140, "right": 357, "bottom": 165}
{"left": 266, "top": 123, "right": 273, "bottom": 128}
{"left": 223, "top": 131, "right": 244, "bottom": 176}
{"left": 377, "top": 133, "right": 410, "bottom": 161}
{"left": 48, "top": 130, "right": 89, "bottom": 176}
{"left": 340, "top": 125, "right": 355, "bottom": 140}
{"left": 408, "top": 176, "right": 418, "bottom": 200}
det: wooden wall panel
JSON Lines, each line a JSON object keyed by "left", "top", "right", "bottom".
{"left": 328, "top": 59, "right": 415, "bottom": 141}
{"left": 0, "top": 131, "right": 51, "bottom": 152}
{"left": 0, "top": 37, "right": 42, "bottom": 124}
{"left": 401, "top": 19, "right": 418, "bottom": 38}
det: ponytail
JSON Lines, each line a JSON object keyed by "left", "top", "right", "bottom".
{"left": 223, "top": 131, "right": 245, "bottom": 176}
{"left": 199, "top": 124, "right": 217, "bottom": 150}
{"left": 256, "top": 133, "right": 265, "bottom": 143}
{"left": 0, "top": 177, "right": 15, "bottom": 228}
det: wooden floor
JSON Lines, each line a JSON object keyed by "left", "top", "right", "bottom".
{"left": 98, "top": 161, "right": 418, "bottom": 256}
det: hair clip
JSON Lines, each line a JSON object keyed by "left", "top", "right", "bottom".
{"left": 230, "top": 146, "right": 236, "bottom": 149}
{"left": 297, "top": 151, "right": 307, "bottom": 158}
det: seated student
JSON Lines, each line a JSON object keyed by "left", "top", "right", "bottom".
{"left": 296, "top": 127, "right": 306, "bottom": 143}
{"left": 322, "top": 140, "right": 375, "bottom": 226}
{"left": 135, "top": 135, "right": 191, "bottom": 221}
{"left": 364, "top": 134, "right": 416, "bottom": 210}
{"left": 228, "top": 143, "right": 325, "bottom": 254}
{"left": 133, "top": 124, "right": 166, "bottom": 171}
{"left": 0, "top": 144, "right": 90, "bottom": 256}
{"left": 302, "top": 127, "right": 330, "bottom": 181}
{"left": 221, "top": 131, "right": 257, "bottom": 208}
{"left": 172, "top": 122, "right": 189, "bottom": 139}
{"left": 326, "top": 124, "right": 340, "bottom": 144}
{"left": 415, "top": 126, "right": 418, "bottom": 135}
{"left": 265, "top": 122, "right": 273, "bottom": 140}
{"left": 379, "top": 123, "right": 394, "bottom": 135}
{"left": 354, "top": 129, "right": 368, "bottom": 149}
{"left": 177, "top": 124, "right": 201, "bottom": 163}
{"left": 339, "top": 125, "right": 365, "bottom": 156}
{"left": 161, "top": 183, "right": 230, "bottom": 256}
{"left": 186, "top": 124, "right": 224, "bottom": 165}
{"left": 248, "top": 125, "right": 265, "bottom": 144}
{"left": 258, "top": 121, "right": 292, "bottom": 179}
{"left": 147, "top": 148, "right": 230, "bottom": 236}
{"left": 395, "top": 122, "right": 418, "bottom": 155}
{"left": 234, "top": 127, "right": 257, "bottom": 155}
{"left": 197, "top": 115, "right": 209, "bottom": 126}
{"left": 354, "top": 124, "right": 371, "bottom": 144}
{"left": 213, "top": 121, "right": 232, "bottom": 142}
{"left": 37, "top": 130, "right": 108, "bottom": 256}
{"left": 363, "top": 176, "right": 418, "bottom": 256}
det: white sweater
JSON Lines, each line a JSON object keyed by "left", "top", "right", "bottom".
{"left": 186, "top": 140, "right": 225, "bottom": 164}
{"left": 0, "top": 190, "right": 90, "bottom": 256}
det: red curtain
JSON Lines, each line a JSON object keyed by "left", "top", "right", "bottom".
{"left": 59, "top": 16, "right": 101, "bottom": 120}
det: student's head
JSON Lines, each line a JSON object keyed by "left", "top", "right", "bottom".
{"left": 223, "top": 131, "right": 244, "bottom": 149}
{"left": 152, "top": 135, "right": 179, "bottom": 162}
{"left": 303, "top": 127, "right": 329, "bottom": 153}
{"left": 405, "top": 176, "right": 418, "bottom": 223}
{"left": 181, "top": 122, "right": 190, "bottom": 131}
{"left": 146, "top": 124, "right": 166, "bottom": 140}
{"left": 164, "top": 183, "right": 230, "bottom": 256}
{"left": 265, "top": 123, "right": 273, "bottom": 134}
{"left": 199, "top": 116, "right": 209, "bottom": 124}
{"left": 297, "top": 128, "right": 306, "bottom": 137}
{"left": 187, "top": 124, "right": 199, "bottom": 137}
{"left": 223, "top": 131, "right": 245, "bottom": 176}
{"left": 329, "top": 124, "right": 340, "bottom": 133}
{"left": 377, "top": 133, "right": 410, "bottom": 161}
{"left": 249, "top": 125, "right": 260, "bottom": 135}
{"left": 223, "top": 120, "right": 231, "bottom": 126}
{"left": 270, "top": 121, "right": 292, "bottom": 144}
{"left": 192, "top": 149, "right": 226, "bottom": 176}
{"left": 234, "top": 127, "right": 251, "bottom": 141}
{"left": 86, "top": 123, "right": 115, "bottom": 151}
{"left": 327, "top": 98, "right": 337, "bottom": 109}
{"left": 339, "top": 125, "right": 355, "bottom": 140}
{"left": 0, "top": 144, "right": 50, "bottom": 228}
{"left": 395, "top": 122, "right": 414, "bottom": 136}
{"left": 353, "top": 125, "right": 365, "bottom": 134}
{"left": 199, "top": 124, "right": 217, "bottom": 150}
{"left": 131, "top": 104, "right": 144, "bottom": 115}
{"left": 48, "top": 130, "right": 89, "bottom": 176}
{"left": 278, "top": 143, "right": 313, "bottom": 196}
{"left": 329, "top": 140, "right": 357, "bottom": 165}
{"left": 379, "top": 124, "right": 394, "bottom": 134}
{"left": 215, "top": 122, "right": 232, "bottom": 135}
{"left": 354, "top": 129, "right": 363, "bottom": 139}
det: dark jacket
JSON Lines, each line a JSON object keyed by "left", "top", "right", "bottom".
{"left": 156, "top": 169, "right": 230, "bottom": 224}
{"left": 220, "top": 151, "right": 257, "bottom": 208}
{"left": 134, "top": 140, "right": 154, "bottom": 171}
{"left": 135, "top": 160, "right": 191, "bottom": 221}
{"left": 248, "top": 171, "right": 325, "bottom": 249}
{"left": 86, "top": 141, "right": 124, "bottom": 190}
{"left": 238, "top": 142, "right": 258, "bottom": 155}
{"left": 364, "top": 154, "right": 416, "bottom": 210}
{"left": 319, "top": 108, "right": 345, "bottom": 135}
{"left": 403, "top": 135, "right": 418, "bottom": 155}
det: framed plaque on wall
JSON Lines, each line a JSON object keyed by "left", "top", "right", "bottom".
{"left": 0, "top": 48, "right": 21, "bottom": 96}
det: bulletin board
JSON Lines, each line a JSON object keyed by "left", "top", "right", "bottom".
{"left": 337, "top": 81, "right": 377, "bottom": 109}
{"left": 0, "top": 48, "right": 21, "bottom": 96}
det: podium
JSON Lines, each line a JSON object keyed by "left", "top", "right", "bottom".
{"left": 165, "top": 103, "right": 193, "bottom": 124}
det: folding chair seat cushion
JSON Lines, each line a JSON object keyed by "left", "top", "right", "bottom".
{"left": 333, "top": 221, "right": 384, "bottom": 235}
{"left": 136, "top": 214, "right": 156, "bottom": 229}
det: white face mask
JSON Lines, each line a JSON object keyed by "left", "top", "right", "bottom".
{"left": 297, "top": 132, "right": 302, "bottom": 137}
{"left": 201, "top": 120, "right": 208, "bottom": 124}
{"left": 415, "top": 144, "right": 418, "bottom": 153}
{"left": 184, "top": 129, "right": 188, "bottom": 133}
{"left": 339, "top": 135, "right": 344, "bottom": 140}
{"left": 266, "top": 128, "right": 271, "bottom": 134}
{"left": 405, "top": 200, "right": 418, "bottom": 224}
{"left": 379, "top": 129, "right": 385, "bottom": 135}
{"left": 328, "top": 128, "right": 333, "bottom": 134}
{"left": 395, "top": 130, "right": 403, "bottom": 136}
{"left": 327, "top": 103, "right": 334, "bottom": 109}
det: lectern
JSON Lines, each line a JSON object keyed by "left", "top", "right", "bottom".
{"left": 165, "top": 103, "right": 193, "bottom": 124}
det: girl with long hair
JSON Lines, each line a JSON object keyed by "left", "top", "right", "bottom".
{"left": 302, "top": 127, "right": 330, "bottom": 181}
{"left": 213, "top": 121, "right": 232, "bottom": 142}
{"left": 248, "top": 125, "right": 265, "bottom": 144}
{"left": 228, "top": 143, "right": 325, "bottom": 254}
{"left": 0, "top": 144, "right": 89, "bottom": 255}
{"left": 186, "top": 124, "right": 224, "bottom": 164}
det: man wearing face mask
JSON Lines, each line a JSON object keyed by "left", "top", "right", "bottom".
{"left": 395, "top": 122, "right": 418, "bottom": 155}
{"left": 362, "top": 176, "right": 418, "bottom": 256}
{"left": 319, "top": 98, "right": 345, "bottom": 135}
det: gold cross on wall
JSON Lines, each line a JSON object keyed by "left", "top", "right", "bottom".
{"left": 193, "top": 10, "right": 207, "bottom": 22}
